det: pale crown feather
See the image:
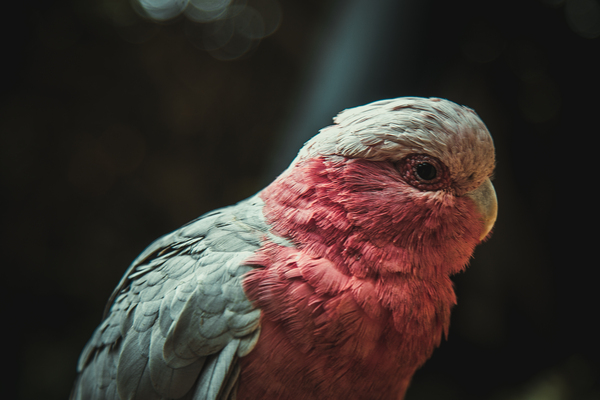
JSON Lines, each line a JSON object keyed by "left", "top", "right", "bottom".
{"left": 293, "top": 97, "right": 495, "bottom": 193}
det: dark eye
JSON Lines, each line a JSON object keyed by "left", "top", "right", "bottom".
{"left": 396, "top": 154, "right": 450, "bottom": 191}
{"left": 416, "top": 163, "right": 436, "bottom": 180}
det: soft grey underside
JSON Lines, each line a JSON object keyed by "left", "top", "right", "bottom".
{"left": 71, "top": 195, "right": 277, "bottom": 400}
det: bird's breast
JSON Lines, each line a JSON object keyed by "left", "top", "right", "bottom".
{"left": 239, "top": 243, "right": 456, "bottom": 400}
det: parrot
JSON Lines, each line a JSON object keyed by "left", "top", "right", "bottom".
{"left": 71, "top": 96, "right": 497, "bottom": 400}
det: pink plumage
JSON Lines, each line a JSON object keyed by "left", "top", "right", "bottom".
{"left": 72, "top": 97, "right": 497, "bottom": 400}
{"left": 240, "top": 156, "right": 485, "bottom": 399}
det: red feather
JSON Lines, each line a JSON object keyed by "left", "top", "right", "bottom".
{"left": 239, "top": 156, "right": 484, "bottom": 399}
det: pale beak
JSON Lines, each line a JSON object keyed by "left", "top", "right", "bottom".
{"left": 464, "top": 178, "right": 498, "bottom": 241}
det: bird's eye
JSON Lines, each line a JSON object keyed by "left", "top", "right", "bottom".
{"left": 396, "top": 154, "right": 450, "bottom": 191}
{"left": 416, "top": 163, "right": 436, "bottom": 180}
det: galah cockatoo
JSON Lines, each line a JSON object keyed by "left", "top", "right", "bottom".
{"left": 71, "top": 97, "right": 497, "bottom": 400}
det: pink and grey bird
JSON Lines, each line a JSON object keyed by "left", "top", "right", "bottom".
{"left": 71, "top": 97, "right": 497, "bottom": 400}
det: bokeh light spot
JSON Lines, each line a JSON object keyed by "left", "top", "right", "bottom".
{"left": 202, "top": 17, "right": 236, "bottom": 50}
{"left": 129, "top": 0, "right": 281, "bottom": 59}
{"left": 185, "top": 3, "right": 229, "bottom": 22}
{"left": 235, "top": 6, "right": 265, "bottom": 39}
{"left": 191, "top": 0, "right": 232, "bottom": 12}
{"left": 566, "top": 0, "right": 600, "bottom": 38}
{"left": 252, "top": 0, "right": 281, "bottom": 37}
{"left": 137, "top": 0, "right": 189, "bottom": 21}
{"left": 209, "top": 27, "right": 255, "bottom": 60}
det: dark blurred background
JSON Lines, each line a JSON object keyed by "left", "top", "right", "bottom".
{"left": 2, "top": 0, "right": 599, "bottom": 399}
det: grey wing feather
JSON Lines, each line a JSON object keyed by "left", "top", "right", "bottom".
{"left": 190, "top": 339, "right": 240, "bottom": 400}
{"left": 71, "top": 195, "right": 271, "bottom": 400}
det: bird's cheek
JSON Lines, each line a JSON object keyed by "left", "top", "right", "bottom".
{"left": 463, "top": 178, "right": 498, "bottom": 241}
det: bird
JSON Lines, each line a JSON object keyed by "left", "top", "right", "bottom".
{"left": 71, "top": 96, "right": 497, "bottom": 400}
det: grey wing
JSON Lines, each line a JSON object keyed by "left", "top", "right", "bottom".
{"left": 71, "top": 195, "right": 270, "bottom": 400}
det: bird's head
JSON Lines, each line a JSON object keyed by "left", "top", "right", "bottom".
{"left": 264, "top": 97, "right": 497, "bottom": 277}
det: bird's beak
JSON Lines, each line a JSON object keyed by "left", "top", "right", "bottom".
{"left": 464, "top": 178, "right": 497, "bottom": 241}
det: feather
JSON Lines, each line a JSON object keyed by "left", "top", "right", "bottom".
{"left": 116, "top": 330, "right": 153, "bottom": 399}
{"left": 191, "top": 339, "right": 240, "bottom": 400}
{"left": 148, "top": 326, "right": 206, "bottom": 398}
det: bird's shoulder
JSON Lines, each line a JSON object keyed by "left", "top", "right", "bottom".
{"left": 72, "top": 194, "right": 278, "bottom": 400}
